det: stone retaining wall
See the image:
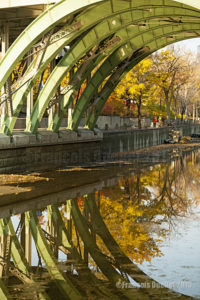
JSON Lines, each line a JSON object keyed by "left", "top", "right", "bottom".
{"left": 0, "top": 129, "right": 103, "bottom": 173}
{"left": 101, "top": 125, "right": 200, "bottom": 159}
{"left": 0, "top": 125, "right": 200, "bottom": 173}
{"left": 0, "top": 141, "right": 101, "bottom": 173}
{"left": 0, "top": 129, "right": 103, "bottom": 149}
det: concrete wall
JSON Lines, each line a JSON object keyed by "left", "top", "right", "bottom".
{"left": 96, "top": 116, "right": 151, "bottom": 130}
{"left": 0, "top": 129, "right": 103, "bottom": 150}
{"left": 0, "top": 141, "right": 102, "bottom": 173}
{"left": 0, "top": 125, "right": 200, "bottom": 173}
{"left": 101, "top": 125, "right": 200, "bottom": 160}
{"left": 0, "top": 129, "right": 103, "bottom": 173}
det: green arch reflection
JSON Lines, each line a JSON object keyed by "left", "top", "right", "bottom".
{"left": 0, "top": 152, "right": 198, "bottom": 299}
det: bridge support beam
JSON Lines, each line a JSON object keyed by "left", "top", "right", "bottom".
{"left": 25, "top": 210, "right": 83, "bottom": 300}
{"left": 0, "top": 235, "right": 5, "bottom": 278}
{"left": 1, "top": 23, "right": 9, "bottom": 127}
{"left": 26, "top": 52, "right": 34, "bottom": 130}
{"left": 1, "top": 0, "right": 200, "bottom": 136}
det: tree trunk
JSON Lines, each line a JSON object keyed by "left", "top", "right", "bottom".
{"left": 193, "top": 104, "right": 195, "bottom": 123}
{"left": 196, "top": 104, "right": 198, "bottom": 121}
{"left": 137, "top": 96, "right": 142, "bottom": 129}
{"left": 166, "top": 102, "right": 170, "bottom": 121}
{"left": 164, "top": 89, "right": 170, "bottom": 120}
{"left": 181, "top": 108, "right": 185, "bottom": 122}
{"left": 174, "top": 97, "right": 177, "bottom": 120}
{"left": 185, "top": 107, "right": 188, "bottom": 121}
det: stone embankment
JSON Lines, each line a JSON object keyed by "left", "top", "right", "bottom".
{"left": 0, "top": 123, "right": 200, "bottom": 173}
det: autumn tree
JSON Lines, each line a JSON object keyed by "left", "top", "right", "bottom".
{"left": 149, "top": 50, "right": 182, "bottom": 121}
{"left": 151, "top": 48, "right": 192, "bottom": 120}
{"left": 115, "top": 58, "right": 152, "bottom": 129}
{"left": 176, "top": 82, "right": 194, "bottom": 121}
{"left": 97, "top": 155, "right": 198, "bottom": 264}
{"left": 171, "top": 50, "right": 197, "bottom": 121}
{"left": 187, "top": 60, "right": 200, "bottom": 121}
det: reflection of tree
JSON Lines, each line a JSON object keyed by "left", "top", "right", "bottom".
{"left": 98, "top": 157, "right": 197, "bottom": 264}
{"left": 0, "top": 195, "right": 195, "bottom": 299}
{"left": 0, "top": 152, "right": 199, "bottom": 299}
{"left": 71, "top": 197, "right": 191, "bottom": 300}
{"left": 98, "top": 174, "right": 164, "bottom": 264}
{"left": 85, "top": 194, "right": 160, "bottom": 285}
{"left": 182, "top": 151, "right": 200, "bottom": 207}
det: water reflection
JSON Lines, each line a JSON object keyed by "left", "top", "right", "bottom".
{"left": 0, "top": 151, "right": 200, "bottom": 299}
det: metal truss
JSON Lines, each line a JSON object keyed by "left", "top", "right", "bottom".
{"left": 0, "top": 0, "right": 200, "bottom": 135}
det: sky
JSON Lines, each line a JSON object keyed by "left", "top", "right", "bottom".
{"left": 162, "top": 37, "right": 200, "bottom": 56}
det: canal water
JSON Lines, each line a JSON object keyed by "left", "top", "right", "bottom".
{"left": 0, "top": 148, "right": 199, "bottom": 299}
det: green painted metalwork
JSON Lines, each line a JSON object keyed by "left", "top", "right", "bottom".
{"left": 1, "top": 37, "right": 71, "bottom": 135}
{"left": 28, "top": 22, "right": 200, "bottom": 133}
{"left": 70, "top": 25, "right": 200, "bottom": 131}
{"left": 2, "top": 1, "right": 165, "bottom": 134}
{"left": 48, "top": 204, "right": 118, "bottom": 299}
{"left": 71, "top": 199, "right": 152, "bottom": 300}
{"left": 0, "top": 279, "right": 9, "bottom": 300}
{"left": 0, "top": 0, "right": 162, "bottom": 89}
{"left": 0, "top": 218, "right": 50, "bottom": 300}
{"left": 86, "top": 56, "right": 150, "bottom": 129}
{"left": 85, "top": 56, "right": 148, "bottom": 130}
{"left": 0, "top": 0, "right": 111, "bottom": 90}
{"left": 85, "top": 195, "right": 161, "bottom": 287}
{"left": 85, "top": 195, "right": 193, "bottom": 299}
{"left": 50, "top": 15, "right": 200, "bottom": 132}
{"left": 1, "top": 0, "right": 200, "bottom": 135}
{"left": 86, "top": 32, "right": 200, "bottom": 129}
{"left": 25, "top": 1, "right": 179, "bottom": 133}
{"left": 25, "top": 210, "right": 83, "bottom": 300}
{"left": 0, "top": 218, "right": 31, "bottom": 277}
{"left": 70, "top": 199, "right": 129, "bottom": 287}
{"left": 25, "top": 25, "right": 119, "bottom": 133}
{"left": 49, "top": 52, "right": 112, "bottom": 132}
{"left": 27, "top": 9, "right": 200, "bottom": 132}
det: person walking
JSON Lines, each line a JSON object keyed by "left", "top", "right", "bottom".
{"left": 153, "top": 116, "right": 157, "bottom": 128}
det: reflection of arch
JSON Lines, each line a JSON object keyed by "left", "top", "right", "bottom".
{"left": 0, "top": 278, "right": 9, "bottom": 300}
{"left": 72, "top": 195, "right": 195, "bottom": 299}
{"left": 48, "top": 205, "right": 117, "bottom": 299}
{"left": 1, "top": 1, "right": 200, "bottom": 135}
{"left": 0, "top": 197, "right": 195, "bottom": 299}
{"left": 0, "top": 218, "right": 50, "bottom": 300}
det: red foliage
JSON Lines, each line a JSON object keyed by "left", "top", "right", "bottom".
{"left": 77, "top": 197, "right": 84, "bottom": 209}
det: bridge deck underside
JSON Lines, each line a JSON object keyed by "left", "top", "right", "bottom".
{"left": 0, "top": 0, "right": 200, "bottom": 137}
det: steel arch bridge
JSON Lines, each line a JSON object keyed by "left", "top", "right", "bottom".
{"left": 0, "top": 0, "right": 200, "bottom": 137}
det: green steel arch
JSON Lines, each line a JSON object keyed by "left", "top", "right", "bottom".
{"left": 49, "top": 21, "right": 200, "bottom": 132}
{"left": 69, "top": 26, "right": 200, "bottom": 131}
{"left": 81, "top": 27, "right": 200, "bottom": 130}
{"left": 1, "top": 0, "right": 200, "bottom": 135}
{"left": 3, "top": 6, "right": 199, "bottom": 134}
